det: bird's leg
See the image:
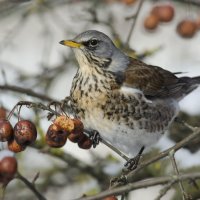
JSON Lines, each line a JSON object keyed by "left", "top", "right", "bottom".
{"left": 123, "top": 146, "right": 145, "bottom": 171}
{"left": 85, "top": 130, "right": 101, "bottom": 148}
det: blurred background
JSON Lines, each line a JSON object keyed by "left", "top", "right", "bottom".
{"left": 0, "top": 0, "right": 200, "bottom": 199}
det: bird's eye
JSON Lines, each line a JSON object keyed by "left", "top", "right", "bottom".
{"left": 89, "top": 39, "right": 98, "bottom": 47}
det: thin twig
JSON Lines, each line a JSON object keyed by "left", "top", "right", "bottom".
{"left": 169, "top": 150, "right": 188, "bottom": 200}
{"left": 125, "top": 0, "right": 145, "bottom": 47}
{"left": 126, "top": 127, "right": 200, "bottom": 184}
{"left": 16, "top": 172, "right": 47, "bottom": 200}
{"left": 0, "top": 84, "right": 54, "bottom": 102}
{"left": 74, "top": 172, "right": 200, "bottom": 200}
{"left": 154, "top": 180, "right": 176, "bottom": 200}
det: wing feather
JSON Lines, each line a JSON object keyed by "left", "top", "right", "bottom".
{"left": 123, "top": 58, "right": 185, "bottom": 99}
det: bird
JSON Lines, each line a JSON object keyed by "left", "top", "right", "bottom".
{"left": 59, "top": 30, "right": 200, "bottom": 157}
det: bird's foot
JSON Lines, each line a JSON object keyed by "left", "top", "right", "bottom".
{"left": 87, "top": 130, "right": 101, "bottom": 148}
{"left": 110, "top": 174, "right": 127, "bottom": 186}
{"left": 123, "top": 146, "right": 145, "bottom": 172}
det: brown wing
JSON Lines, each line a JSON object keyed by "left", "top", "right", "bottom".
{"left": 124, "top": 58, "right": 186, "bottom": 99}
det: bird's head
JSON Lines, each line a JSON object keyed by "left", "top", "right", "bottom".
{"left": 60, "top": 30, "right": 129, "bottom": 73}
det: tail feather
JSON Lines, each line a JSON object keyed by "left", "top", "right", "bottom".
{"left": 176, "top": 76, "right": 200, "bottom": 101}
{"left": 191, "top": 76, "right": 200, "bottom": 85}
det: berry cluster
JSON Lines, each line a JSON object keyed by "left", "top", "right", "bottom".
{"left": 0, "top": 107, "right": 92, "bottom": 153}
{"left": 46, "top": 115, "right": 92, "bottom": 149}
{"left": 144, "top": 4, "right": 174, "bottom": 30}
{"left": 0, "top": 119, "right": 37, "bottom": 153}
{"left": 144, "top": 4, "right": 200, "bottom": 38}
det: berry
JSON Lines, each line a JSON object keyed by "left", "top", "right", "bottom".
{"left": 0, "top": 119, "right": 14, "bottom": 142}
{"left": 14, "top": 120, "right": 37, "bottom": 145}
{"left": 0, "top": 156, "right": 17, "bottom": 184}
{"left": 46, "top": 124, "right": 68, "bottom": 148}
{"left": 78, "top": 135, "right": 92, "bottom": 149}
{"left": 177, "top": 20, "right": 197, "bottom": 38}
{"left": 144, "top": 14, "right": 159, "bottom": 30}
{"left": 0, "top": 107, "right": 6, "bottom": 119}
{"left": 151, "top": 5, "right": 174, "bottom": 22}
{"left": 72, "top": 118, "right": 84, "bottom": 134}
{"left": 8, "top": 139, "right": 26, "bottom": 153}
{"left": 54, "top": 115, "right": 75, "bottom": 132}
{"left": 68, "top": 131, "right": 84, "bottom": 143}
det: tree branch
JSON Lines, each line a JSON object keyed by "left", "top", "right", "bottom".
{"left": 0, "top": 84, "right": 54, "bottom": 102}
{"left": 74, "top": 172, "right": 200, "bottom": 200}
{"left": 16, "top": 172, "right": 47, "bottom": 200}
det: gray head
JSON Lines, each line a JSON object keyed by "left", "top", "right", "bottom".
{"left": 60, "top": 30, "right": 129, "bottom": 73}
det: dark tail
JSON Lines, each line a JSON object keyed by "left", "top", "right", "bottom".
{"left": 177, "top": 76, "right": 200, "bottom": 101}
{"left": 191, "top": 76, "right": 200, "bottom": 85}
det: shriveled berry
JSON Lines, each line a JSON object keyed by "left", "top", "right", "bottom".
{"left": 151, "top": 5, "right": 174, "bottom": 22}
{"left": 0, "top": 107, "right": 6, "bottom": 119}
{"left": 177, "top": 20, "right": 197, "bottom": 38}
{"left": 54, "top": 115, "right": 75, "bottom": 132}
{"left": 8, "top": 139, "right": 26, "bottom": 153}
{"left": 0, "top": 119, "right": 14, "bottom": 142}
{"left": 144, "top": 14, "right": 159, "bottom": 30}
{"left": 46, "top": 124, "right": 68, "bottom": 148}
{"left": 72, "top": 118, "right": 84, "bottom": 134}
{"left": 14, "top": 120, "right": 37, "bottom": 146}
{"left": 0, "top": 156, "right": 17, "bottom": 184}
{"left": 103, "top": 196, "right": 118, "bottom": 200}
{"left": 78, "top": 135, "right": 92, "bottom": 149}
{"left": 68, "top": 131, "right": 84, "bottom": 143}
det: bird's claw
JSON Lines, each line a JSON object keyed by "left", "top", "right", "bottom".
{"left": 123, "top": 146, "right": 145, "bottom": 171}
{"left": 88, "top": 130, "right": 101, "bottom": 148}
{"left": 110, "top": 175, "right": 127, "bottom": 186}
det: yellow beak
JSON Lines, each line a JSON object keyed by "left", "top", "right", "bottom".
{"left": 59, "top": 40, "right": 82, "bottom": 48}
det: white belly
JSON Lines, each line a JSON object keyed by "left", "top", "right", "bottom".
{"left": 82, "top": 108, "right": 162, "bottom": 157}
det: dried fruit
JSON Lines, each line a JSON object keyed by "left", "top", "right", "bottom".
{"left": 0, "top": 119, "right": 14, "bottom": 142}
{"left": 144, "top": 14, "right": 159, "bottom": 30}
{"left": 103, "top": 196, "right": 118, "bottom": 200}
{"left": 72, "top": 118, "right": 84, "bottom": 134}
{"left": 0, "top": 107, "right": 6, "bottom": 119}
{"left": 177, "top": 20, "right": 197, "bottom": 38}
{"left": 68, "top": 131, "right": 84, "bottom": 143}
{"left": 46, "top": 124, "right": 68, "bottom": 148}
{"left": 78, "top": 135, "right": 92, "bottom": 149}
{"left": 14, "top": 120, "right": 37, "bottom": 145}
{"left": 0, "top": 156, "right": 17, "bottom": 183}
{"left": 8, "top": 139, "right": 26, "bottom": 153}
{"left": 151, "top": 5, "right": 174, "bottom": 22}
{"left": 54, "top": 115, "right": 75, "bottom": 132}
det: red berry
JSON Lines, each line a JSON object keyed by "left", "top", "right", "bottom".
{"left": 72, "top": 118, "right": 84, "bottom": 134}
{"left": 0, "top": 119, "right": 14, "bottom": 142}
{"left": 151, "top": 5, "right": 174, "bottom": 22}
{"left": 68, "top": 131, "right": 84, "bottom": 143}
{"left": 46, "top": 124, "right": 68, "bottom": 148}
{"left": 144, "top": 14, "right": 159, "bottom": 30}
{"left": 78, "top": 135, "right": 92, "bottom": 149}
{"left": 0, "top": 107, "right": 6, "bottom": 119}
{"left": 177, "top": 20, "right": 197, "bottom": 38}
{"left": 14, "top": 120, "right": 37, "bottom": 145}
{"left": 8, "top": 139, "right": 26, "bottom": 153}
{"left": 0, "top": 157, "right": 17, "bottom": 183}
